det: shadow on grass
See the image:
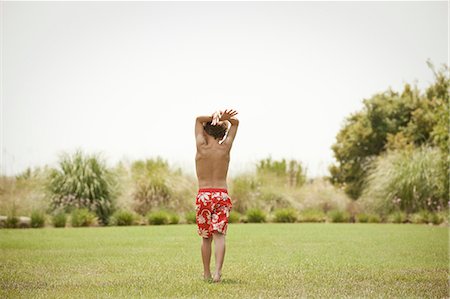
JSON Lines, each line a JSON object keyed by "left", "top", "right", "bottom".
{"left": 204, "top": 278, "right": 244, "bottom": 285}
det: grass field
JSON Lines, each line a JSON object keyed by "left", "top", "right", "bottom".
{"left": 0, "top": 223, "right": 448, "bottom": 298}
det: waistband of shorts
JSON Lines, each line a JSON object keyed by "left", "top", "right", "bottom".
{"left": 198, "top": 188, "right": 228, "bottom": 193}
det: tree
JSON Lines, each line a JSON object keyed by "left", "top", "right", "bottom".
{"left": 330, "top": 62, "right": 449, "bottom": 199}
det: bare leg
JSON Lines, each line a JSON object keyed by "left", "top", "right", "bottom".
{"left": 201, "top": 237, "right": 213, "bottom": 279}
{"left": 212, "top": 233, "right": 225, "bottom": 282}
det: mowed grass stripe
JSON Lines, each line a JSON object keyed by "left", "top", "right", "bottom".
{"left": 0, "top": 223, "right": 448, "bottom": 298}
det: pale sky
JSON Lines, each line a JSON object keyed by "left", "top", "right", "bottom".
{"left": 1, "top": 1, "right": 448, "bottom": 177}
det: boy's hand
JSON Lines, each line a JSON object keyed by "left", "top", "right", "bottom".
{"left": 219, "top": 109, "right": 238, "bottom": 121}
{"left": 211, "top": 109, "right": 238, "bottom": 125}
{"left": 211, "top": 111, "right": 221, "bottom": 125}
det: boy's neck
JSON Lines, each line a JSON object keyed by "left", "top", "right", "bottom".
{"left": 205, "top": 135, "right": 220, "bottom": 144}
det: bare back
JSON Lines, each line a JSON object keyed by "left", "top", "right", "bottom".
{"left": 195, "top": 113, "right": 239, "bottom": 189}
{"left": 195, "top": 142, "right": 230, "bottom": 189}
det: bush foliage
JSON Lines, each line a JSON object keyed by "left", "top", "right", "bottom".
{"left": 185, "top": 211, "right": 196, "bottom": 224}
{"left": 30, "top": 210, "right": 45, "bottom": 228}
{"left": 71, "top": 208, "right": 97, "bottom": 227}
{"left": 147, "top": 210, "right": 170, "bottom": 225}
{"left": 228, "top": 211, "right": 241, "bottom": 223}
{"left": 361, "top": 146, "right": 447, "bottom": 214}
{"left": 274, "top": 208, "right": 297, "bottom": 223}
{"left": 387, "top": 211, "right": 408, "bottom": 223}
{"left": 48, "top": 150, "right": 116, "bottom": 225}
{"left": 327, "top": 209, "right": 350, "bottom": 223}
{"left": 52, "top": 212, "right": 67, "bottom": 228}
{"left": 246, "top": 208, "right": 266, "bottom": 223}
{"left": 298, "top": 209, "right": 326, "bottom": 223}
{"left": 330, "top": 62, "right": 449, "bottom": 200}
{"left": 109, "top": 210, "right": 136, "bottom": 226}
{"left": 129, "top": 158, "right": 195, "bottom": 216}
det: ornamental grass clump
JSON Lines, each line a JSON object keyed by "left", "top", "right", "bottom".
{"left": 71, "top": 208, "right": 97, "bottom": 227}
{"left": 298, "top": 208, "right": 326, "bottom": 223}
{"left": 52, "top": 212, "right": 67, "bottom": 228}
{"left": 185, "top": 211, "right": 196, "bottom": 224}
{"left": 228, "top": 211, "right": 241, "bottom": 223}
{"left": 361, "top": 147, "right": 447, "bottom": 214}
{"left": 147, "top": 210, "right": 170, "bottom": 225}
{"left": 274, "top": 208, "right": 297, "bottom": 223}
{"left": 109, "top": 210, "right": 136, "bottom": 226}
{"left": 48, "top": 150, "right": 117, "bottom": 225}
{"left": 30, "top": 210, "right": 45, "bottom": 228}
{"left": 387, "top": 211, "right": 408, "bottom": 223}
{"left": 327, "top": 209, "right": 350, "bottom": 223}
{"left": 246, "top": 208, "right": 266, "bottom": 223}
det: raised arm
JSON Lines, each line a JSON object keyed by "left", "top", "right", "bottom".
{"left": 195, "top": 115, "right": 212, "bottom": 147}
{"left": 220, "top": 109, "right": 239, "bottom": 147}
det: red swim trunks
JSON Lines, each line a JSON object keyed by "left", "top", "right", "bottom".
{"left": 195, "top": 188, "right": 233, "bottom": 238}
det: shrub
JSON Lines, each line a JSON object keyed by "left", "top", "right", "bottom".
{"left": 409, "top": 210, "right": 431, "bottom": 224}
{"left": 428, "top": 213, "right": 443, "bottom": 225}
{"left": 299, "top": 209, "right": 326, "bottom": 222}
{"left": 230, "top": 174, "right": 260, "bottom": 213}
{"left": 71, "top": 208, "right": 97, "bottom": 227}
{"left": 274, "top": 208, "right": 297, "bottom": 223}
{"left": 169, "top": 212, "right": 179, "bottom": 224}
{"left": 246, "top": 208, "right": 266, "bottom": 223}
{"left": 30, "top": 210, "right": 45, "bottom": 228}
{"left": 368, "top": 214, "right": 381, "bottom": 223}
{"left": 228, "top": 211, "right": 241, "bottom": 223}
{"left": 147, "top": 210, "right": 170, "bottom": 225}
{"left": 260, "top": 191, "right": 291, "bottom": 211}
{"left": 133, "top": 178, "right": 171, "bottom": 216}
{"left": 388, "top": 211, "right": 407, "bottom": 223}
{"left": 185, "top": 211, "right": 196, "bottom": 224}
{"left": 330, "top": 65, "right": 449, "bottom": 200}
{"left": 361, "top": 147, "right": 447, "bottom": 214}
{"left": 410, "top": 210, "right": 448, "bottom": 225}
{"left": 52, "top": 212, "right": 67, "bottom": 228}
{"left": 327, "top": 209, "right": 350, "bottom": 223}
{"left": 5, "top": 215, "right": 19, "bottom": 228}
{"left": 356, "top": 213, "right": 369, "bottom": 223}
{"left": 437, "top": 211, "right": 448, "bottom": 224}
{"left": 48, "top": 150, "right": 116, "bottom": 225}
{"left": 299, "top": 179, "right": 351, "bottom": 213}
{"left": 1, "top": 169, "right": 49, "bottom": 222}
{"left": 131, "top": 159, "right": 176, "bottom": 216}
{"left": 109, "top": 210, "right": 135, "bottom": 226}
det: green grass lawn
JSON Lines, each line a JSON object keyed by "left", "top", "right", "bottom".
{"left": 0, "top": 223, "right": 448, "bottom": 298}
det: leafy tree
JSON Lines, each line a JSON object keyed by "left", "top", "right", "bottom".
{"left": 330, "top": 61, "right": 449, "bottom": 199}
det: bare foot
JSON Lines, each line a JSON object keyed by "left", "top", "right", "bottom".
{"left": 212, "top": 272, "right": 221, "bottom": 283}
{"left": 204, "top": 273, "right": 212, "bottom": 280}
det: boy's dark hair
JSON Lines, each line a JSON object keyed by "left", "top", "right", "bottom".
{"left": 204, "top": 121, "right": 228, "bottom": 140}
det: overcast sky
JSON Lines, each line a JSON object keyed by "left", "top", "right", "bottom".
{"left": 1, "top": 1, "right": 448, "bottom": 177}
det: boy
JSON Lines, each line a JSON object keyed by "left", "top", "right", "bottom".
{"left": 194, "top": 109, "right": 239, "bottom": 283}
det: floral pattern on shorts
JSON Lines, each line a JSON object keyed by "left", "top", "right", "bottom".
{"left": 195, "top": 189, "right": 232, "bottom": 238}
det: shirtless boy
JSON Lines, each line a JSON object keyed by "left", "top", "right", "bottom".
{"left": 194, "top": 109, "right": 239, "bottom": 283}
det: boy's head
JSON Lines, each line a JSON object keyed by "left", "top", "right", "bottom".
{"left": 204, "top": 121, "right": 228, "bottom": 140}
